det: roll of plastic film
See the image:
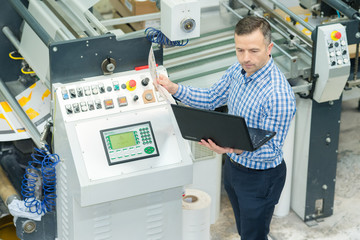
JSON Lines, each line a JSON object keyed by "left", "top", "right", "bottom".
{"left": 182, "top": 189, "right": 211, "bottom": 240}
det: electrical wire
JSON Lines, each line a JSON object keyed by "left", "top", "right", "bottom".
{"left": 9, "top": 51, "right": 36, "bottom": 75}
{"left": 21, "top": 66, "right": 35, "bottom": 74}
{"left": 21, "top": 147, "right": 60, "bottom": 214}
{"left": 336, "top": 10, "right": 341, "bottom": 18}
{"left": 9, "top": 51, "right": 24, "bottom": 60}
{"left": 145, "top": 27, "right": 189, "bottom": 47}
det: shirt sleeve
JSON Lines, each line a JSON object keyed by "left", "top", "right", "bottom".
{"left": 239, "top": 91, "right": 296, "bottom": 162}
{"left": 172, "top": 64, "right": 237, "bottom": 110}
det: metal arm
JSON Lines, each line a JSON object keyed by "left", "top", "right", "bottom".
{"left": 7, "top": 0, "right": 54, "bottom": 46}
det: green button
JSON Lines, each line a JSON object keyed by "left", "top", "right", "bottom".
{"left": 144, "top": 146, "right": 155, "bottom": 154}
{"left": 125, "top": 154, "right": 130, "bottom": 157}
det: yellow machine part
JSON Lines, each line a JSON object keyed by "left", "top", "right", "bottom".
{"left": 0, "top": 215, "right": 19, "bottom": 240}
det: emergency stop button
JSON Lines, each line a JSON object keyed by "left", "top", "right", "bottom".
{"left": 126, "top": 80, "right": 136, "bottom": 91}
{"left": 331, "top": 31, "right": 342, "bottom": 41}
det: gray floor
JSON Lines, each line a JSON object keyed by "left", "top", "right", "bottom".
{"left": 210, "top": 98, "right": 360, "bottom": 240}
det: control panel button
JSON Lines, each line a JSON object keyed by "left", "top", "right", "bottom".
{"left": 77, "top": 87, "right": 83, "bottom": 97}
{"left": 61, "top": 88, "right": 69, "bottom": 100}
{"left": 84, "top": 86, "right": 91, "bottom": 96}
{"left": 121, "top": 84, "right": 126, "bottom": 89}
{"left": 69, "top": 89, "right": 76, "bottom": 98}
{"left": 337, "top": 59, "right": 343, "bottom": 65}
{"left": 104, "top": 99, "right": 114, "bottom": 109}
{"left": 92, "top": 85, "right": 99, "bottom": 95}
{"left": 343, "top": 58, "right": 349, "bottom": 64}
{"left": 145, "top": 93, "right": 153, "bottom": 101}
{"left": 328, "top": 42, "right": 333, "bottom": 48}
{"left": 65, "top": 104, "right": 73, "bottom": 114}
{"left": 107, "top": 86, "right": 112, "bottom": 92}
{"left": 80, "top": 102, "right": 88, "bottom": 112}
{"left": 95, "top": 99, "right": 102, "bottom": 109}
{"left": 144, "top": 146, "right": 155, "bottom": 154}
{"left": 88, "top": 101, "right": 95, "bottom": 111}
{"left": 113, "top": 81, "right": 120, "bottom": 91}
{"left": 99, "top": 83, "right": 105, "bottom": 93}
{"left": 342, "top": 50, "right": 347, "bottom": 55}
{"left": 72, "top": 103, "right": 80, "bottom": 113}
{"left": 141, "top": 77, "right": 150, "bottom": 86}
{"left": 133, "top": 95, "right": 139, "bottom": 101}
{"left": 336, "top": 50, "right": 341, "bottom": 56}
{"left": 127, "top": 80, "right": 137, "bottom": 91}
{"left": 331, "top": 31, "right": 341, "bottom": 41}
{"left": 117, "top": 96, "right": 128, "bottom": 107}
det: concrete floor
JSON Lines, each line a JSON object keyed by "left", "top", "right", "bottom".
{"left": 210, "top": 98, "right": 360, "bottom": 240}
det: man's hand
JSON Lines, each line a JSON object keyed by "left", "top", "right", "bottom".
{"left": 157, "top": 74, "right": 179, "bottom": 95}
{"left": 199, "top": 139, "right": 243, "bottom": 155}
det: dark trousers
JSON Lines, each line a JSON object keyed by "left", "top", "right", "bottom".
{"left": 224, "top": 156, "right": 286, "bottom": 240}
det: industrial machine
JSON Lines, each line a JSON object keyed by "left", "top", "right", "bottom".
{"left": 0, "top": 0, "right": 200, "bottom": 239}
{"left": 1, "top": 0, "right": 360, "bottom": 239}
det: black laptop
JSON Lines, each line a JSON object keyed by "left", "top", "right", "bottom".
{"left": 171, "top": 104, "right": 276, "bottom": 152}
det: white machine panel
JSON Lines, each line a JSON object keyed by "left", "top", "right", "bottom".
{"left": 53, "top": 67, "right": 192, "bottom": 240}
{"left": 313, "top": 24, "right": 350, "bottom": 103}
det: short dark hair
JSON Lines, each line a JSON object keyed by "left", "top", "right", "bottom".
{"left": 235, "top": 16, "right": 271, "bottom": 45}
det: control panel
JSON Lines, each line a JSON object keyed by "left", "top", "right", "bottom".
{"left": 100, "top": 122, "right": 159, "bottom": 165}
{"left": 55, "top": 68, "right": 165, "bottom": 121}
{"left": 313, "top": 23, "right": 350, "bottom": 103}
{"left": 327, "top": 30, "right": 349, "bottom": 67}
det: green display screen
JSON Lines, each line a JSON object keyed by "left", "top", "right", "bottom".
{"left": 108, "top": 131, "right": 136, "bottom": 149}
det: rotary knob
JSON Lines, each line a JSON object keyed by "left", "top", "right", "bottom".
{"left": 145, "top": 93, "right": 153, "bottom": 101}
{"left": 141, "top": 77, "right": 150, "bottom": 86}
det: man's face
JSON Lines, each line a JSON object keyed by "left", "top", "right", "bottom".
{"left": 234, "top": 29, "right": 273, "bottom": 77}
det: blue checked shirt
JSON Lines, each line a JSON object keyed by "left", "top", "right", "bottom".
{"left": 173, "top": 57, "right": 296, "bottom": 170}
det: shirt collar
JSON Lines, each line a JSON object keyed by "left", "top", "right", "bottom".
{"left": 241, "top": 56, "right": 274, "bottom": 83}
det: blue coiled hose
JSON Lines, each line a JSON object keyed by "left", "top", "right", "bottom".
{"left": 21, "top": 147, "right": 60, "bottom": 214}
{"left": 145, "top": 27, "right": 189, "bottom": 47}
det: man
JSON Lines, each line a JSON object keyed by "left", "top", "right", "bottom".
{"left": 158, "top": 16, "right": 296, "bottom": 240}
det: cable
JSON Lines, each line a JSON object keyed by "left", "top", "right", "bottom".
{"left": 21, "top": 147, "right": 60, "bottom": 215}
{"left": 21, "top": 66, "right": 35, "bottom": 74}
{"left": 9, "top": 51, "right": 36, "bottom": 75}
{"left": 9, "top": 51, "right": 24, "bottom": 60}
{"left": 145, "top": 27, "right": 189, "bottom": 47}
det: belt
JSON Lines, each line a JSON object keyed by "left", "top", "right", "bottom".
{"left": 229, "top": 157, "right": 273, "bottom": 171}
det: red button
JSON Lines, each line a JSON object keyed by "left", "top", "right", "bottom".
{"left": 334, "top": 31, "right": 342, "bottom": 39}
{"left": 129, "top": 80, "right": 136, "bottom": 88}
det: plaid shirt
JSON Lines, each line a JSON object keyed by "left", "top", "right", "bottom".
{"left": 173, "top": 57, "right": 296, "bottom": 169}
